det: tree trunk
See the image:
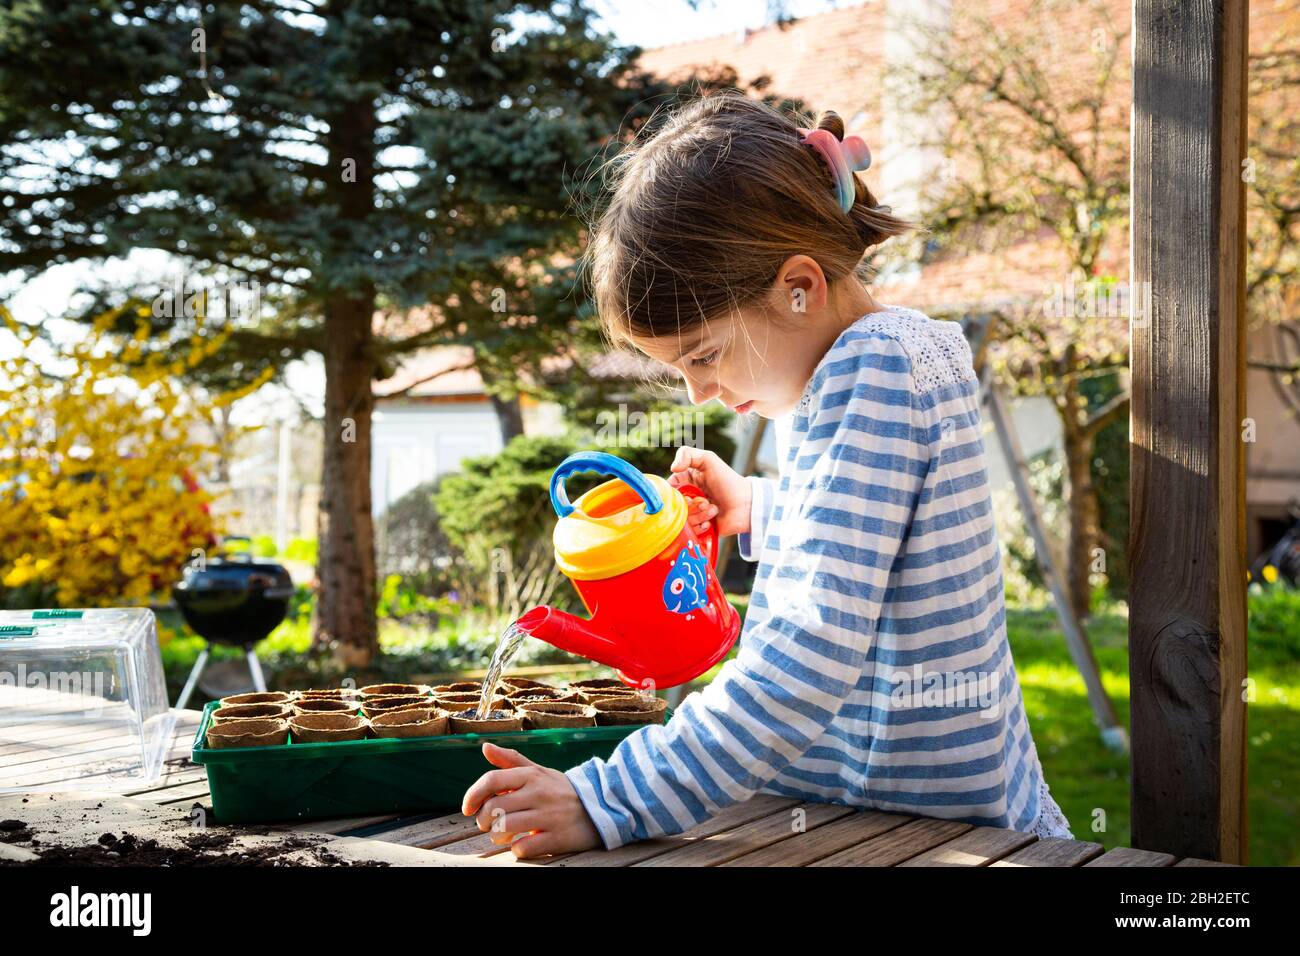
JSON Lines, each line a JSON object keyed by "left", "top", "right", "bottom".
{"left": 1061, "top": 415, "right": 1100, "bottom": 621}
{"left": 478, "top": 361, "right": 526, "bottom": 444}
{"left": 213, "top": 404, "right": 232, "bottom": 484}
{"left": 313, "top": 73, "right": 379, "bottom": 666}
{"left": 314, "top": 291, "right": 379, "bottom": 666}
{"left": 489, "top": 391, "right": 525, "bottom": 444}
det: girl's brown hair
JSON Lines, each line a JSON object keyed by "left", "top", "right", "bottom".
{"left": 585, "top": 90, "right": 913, "bottom": 348}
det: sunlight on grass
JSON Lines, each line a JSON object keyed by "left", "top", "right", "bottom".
{"left": 1009, "top": 587, "right": 1300, "bottom": 866}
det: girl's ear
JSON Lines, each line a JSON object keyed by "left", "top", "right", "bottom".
{"left": 772, "top": 254, "right": 830, "bottom": 315}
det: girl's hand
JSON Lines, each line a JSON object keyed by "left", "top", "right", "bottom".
{"left": 667, "top": 446, "right": 752, "bottom": 538}
{"left": 462, "top": 742, "right": 603, "bottom": 859}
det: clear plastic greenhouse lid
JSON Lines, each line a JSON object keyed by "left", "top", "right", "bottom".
{"left": 0, "top": 608, "right": 176, "bottom": 793}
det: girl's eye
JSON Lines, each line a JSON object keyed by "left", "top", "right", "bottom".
{"left": 691, "top": 349, "right": 720, "bottom": 368}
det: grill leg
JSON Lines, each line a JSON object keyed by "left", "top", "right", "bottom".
{"left": 245, "top": 647, "right": 267, "bottom": 693}
{"left": 175, "top": 647, "right": 210, "bottom": 710}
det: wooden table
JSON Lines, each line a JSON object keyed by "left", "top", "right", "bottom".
{"left": 5, "top": 708, "right": 1235, "bottom": 867}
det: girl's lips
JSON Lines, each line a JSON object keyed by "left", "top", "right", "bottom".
{"left": 733, "top": 400, "right": 755, "bottom": 413}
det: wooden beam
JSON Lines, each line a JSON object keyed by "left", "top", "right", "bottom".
{"left": 1129, "top": 0, "right": 1249, "bottom": 863}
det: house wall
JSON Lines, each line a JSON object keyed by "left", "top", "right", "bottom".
{"left": 1246, "top": 322, "right": 1300, "bottom": 557}
{"left": 371, "top": 400, "right": 503, "bottom": 515}
{"left": 521, "top": 394, "right": 566, "bottom": 437}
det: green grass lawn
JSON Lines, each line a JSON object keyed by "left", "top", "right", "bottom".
{"left": 1008, "top": 603, "right": 1134, "bottom": 852}
{"left": 1009, "top": 590, "right": 1300, "bottom": 866}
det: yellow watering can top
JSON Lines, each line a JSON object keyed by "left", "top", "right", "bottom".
{"left": 550, "top": 456, "right": 687, "bottom": 581}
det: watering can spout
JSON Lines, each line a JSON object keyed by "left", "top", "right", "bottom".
{"left": 515, "top": 605, "right": 632, "bottom": 676}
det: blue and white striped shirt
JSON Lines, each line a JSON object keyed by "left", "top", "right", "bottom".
{"left": 566, "top": 305, "right": 1072, "bottom": 849}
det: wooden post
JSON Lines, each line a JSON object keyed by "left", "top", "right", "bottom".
{"left": 1130, "top": 0, "right": 1249, "bottom": 863}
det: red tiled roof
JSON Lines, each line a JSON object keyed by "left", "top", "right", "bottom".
{"left": 375, "top": 345, "right": 673, "bottom": 400}
{"left": 374, "top": 346, "right": 482, "bottom": 399}
{"left": 641, "top": 3, "right": 889, "bottom": 131}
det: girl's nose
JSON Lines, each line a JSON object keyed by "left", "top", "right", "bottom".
{"left": 684, "top": 376, "right": 720, "bottom": 406}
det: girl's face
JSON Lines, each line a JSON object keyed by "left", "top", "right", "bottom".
{"left": 628, "top": 256, "right": 878, "bottom": 419}
{"left": 631, "top": 305, "right": 815, "bottom": 419}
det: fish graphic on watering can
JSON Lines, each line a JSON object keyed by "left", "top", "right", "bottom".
{"left": 515, "top": 451, "right": 741, "bottom": 689}
{"left": 662, "top": 541, "right": 710, "bottom": 615}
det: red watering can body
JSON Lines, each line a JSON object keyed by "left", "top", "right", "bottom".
{"left": 516, "top": 451, "right": 741, "bottom": 689}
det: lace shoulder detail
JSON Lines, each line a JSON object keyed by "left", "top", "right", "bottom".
{"left": 854, "top": 306, "right": 978, "bottom": 395}
{"left": 793, "top": 305, "right": 977, "bottom": 415}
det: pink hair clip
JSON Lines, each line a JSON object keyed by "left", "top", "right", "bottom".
{"left": 798, "top": 126, "right": 872, "bottom": 214}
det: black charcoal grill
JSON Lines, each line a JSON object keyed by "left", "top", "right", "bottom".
{"left": 171, "top": 539, "right": 294, "bottom": 708}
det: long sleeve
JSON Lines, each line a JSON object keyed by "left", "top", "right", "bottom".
{"left": 736, "top": 475, "right": 777, "bottom": 562}
{"left": 565, "top": 332, "right": 935, "bottom": 848}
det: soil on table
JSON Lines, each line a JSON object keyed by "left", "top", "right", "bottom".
{"left": 0, "top": 795, "right": 389, "bottom": 868}
{"left": 1, "top": 827, "right": 385, "bottom": 867}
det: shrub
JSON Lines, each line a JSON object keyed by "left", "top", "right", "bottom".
{"left": 376, "top": 478, "right": 454, "bottom": 596}
{"left": 0, "top": 307, "right": 269, "bottom": 607}
{"left": 1084, "top": 370, "right": 1130, "bottom": 602}
{"left": 377, "top": 572, "right": 455, "bottom": 621}
{"left": 994, "top": 450, "right": 1068, "bottom": 606}
{"left": 283, "top": 537, "right": 318, "bottom": 563}
{"left": 591, "top": 399, "right": 738, "bottom": 477}
{"left": 1247, "top": 581, "right": 1300, "bottom": 665}
{"left": 435, "top": 433, "right": 580, "bottom": 618}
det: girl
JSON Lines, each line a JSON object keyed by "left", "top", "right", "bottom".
{"left": 462, "top": 91, "right": 1073, "bottom": 858}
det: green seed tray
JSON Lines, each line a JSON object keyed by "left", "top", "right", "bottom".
{"left": 190, "top": 699, "right": 666, "bottom": 824}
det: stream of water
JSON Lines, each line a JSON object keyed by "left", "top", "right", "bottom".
{"left": 475, "top": 620, "right": 529, "bottom": 720}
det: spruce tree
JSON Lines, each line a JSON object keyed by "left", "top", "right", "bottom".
{"left": 0, "top": 0, "right": 670, "bottom": 663}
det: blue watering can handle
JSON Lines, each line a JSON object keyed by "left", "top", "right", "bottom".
{"left": 550, "top": 451, "right": 664, "bottom": 518}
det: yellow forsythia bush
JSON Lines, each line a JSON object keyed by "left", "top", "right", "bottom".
{"left": 0, "top": 307, "right": 271, "bottom": 607}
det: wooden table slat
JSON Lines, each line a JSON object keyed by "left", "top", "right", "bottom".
{"left": 168, "top": 718, "right": 202, "bottom": 752}
{"left": 357, "top": 812, "right": 578, "bottom": 865}
{"left": 897, "top": 825, "right": 1039, "bottom": 867}
{"left": 634, "top": 802, "right": 856, "bottom": 867}
{"left": 0, "top": 740, "right": 150, "bottom": 776}
{"left": 811, "top": 817, "right": 973, "bottom": 867}
{"left": 139, "top": 781, "right": 213, "bottom": 805}
{"left": 286, "top": 814, "right": 406, "bottom": 835}
{"left": 124, "top": 767, "right": 209, "bottom": 795}
{"left": 1084, "top": 846, "right": 1179, "bottom": 867}
{"left": 720, "top": 809, "right": 913, "bottom": 867}
{"left": 0, "top": 711, "right": 202, "bottom": 792}
{"left": 343, "top": 812, "right": 480, "bottom": 849}
{"left": 989, "top": 836, "right": 1107, "bottom": 867}
{"left": 0, "top": 712, "right": 198, "bottom": 764}
{"left": 0, "top": 722, "right": 155, "bottom": 758}
{"left": 550, "top": 795, "right": 802, "bottom": 867}
{"left": 429, "top": 831, "right": 513, "bottom": 859}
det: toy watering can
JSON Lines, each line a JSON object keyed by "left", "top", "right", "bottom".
{"left": 515, "top": 451, "right": 741, "bottom": 689}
